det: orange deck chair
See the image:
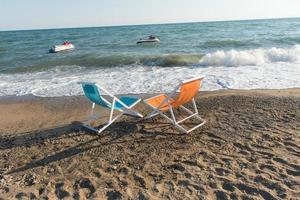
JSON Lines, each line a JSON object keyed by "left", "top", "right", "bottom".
{"left": 144, "top": 76, "right": 206, "bottom": 133}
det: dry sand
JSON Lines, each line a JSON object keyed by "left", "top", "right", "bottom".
{"left": 0, "top": 89, "right": 299, "bottom": 200}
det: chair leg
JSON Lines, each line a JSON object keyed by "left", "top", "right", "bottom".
{"left": 157, "top": 106, "right": 206, "bottom": 133}
{"left": 172, "top": 116, "right": 206, "bottom": 134}
{"left": 186, "top": 120, "right": 206, "bottom": 133}
{"left": 177, "top": 104, "right": 206, "bottom": 133}
{"left": 174, "top": 123, "right": 189, "bottom": 134}
{"left": 168, "top": 104, "right": 177, "bottom": 124}
{"left": 145, "top": 110, "right": 159, "bottom": 119}
{"left": 82, "top": 123, "right": 99, "bottom": 133}
{"left": 85, "top": 103, "right": 96, "bottom": 124}
{"left": 180, "top": 105, "right": 206, "bottom": 122}
{"left": 83, "top": 106, "right": 124, "bottom": 134}
{"left": 144, "top": 101, "right": 206, "bottom": 134}
{"left": 109, "top": 99, "right": 116, "bottom": 122}
{"left": 97, "top": 113, "right": 123, "bottom": 134}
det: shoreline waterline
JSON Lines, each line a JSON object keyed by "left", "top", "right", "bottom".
{"left": 1, "top": 88, "right": 299, "bottom": 103}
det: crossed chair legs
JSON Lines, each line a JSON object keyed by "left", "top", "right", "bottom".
{"left": 84, "top": 98, "right": 206, "bottom": 134}
{"left": 144, "top": 98, "right": 206, "bottom": 134}
{"left": 83, "top": 99, "right": 143, "bottom": 134}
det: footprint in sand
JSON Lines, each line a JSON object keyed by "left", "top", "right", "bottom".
{"left": 118, "top": 167, "right": 129, "bottom": 175}
{"left": 106, "top": 190, "right": 122, "bottom": 200}
{"left": 137, "top": 191, "right": 150, "bottom": 200}
{"left": 233, "top": 142, "right": 252, "bottom": 152}
{"left": 178, "top": 180, "right": 193, "bottom": 194}
{"left": 182, "top": 159, "right": 199, "bottom": 167}
{"left": 286, "top": 146, "right": 300, "bottom": 156}
{"left": 273, "top": 157, "right": 289, "bottom": 165}
{"left": 283, "top": 179, "right": 299, "bottom": 190}
{"left": 167, "top": 163, "right": 186, "bottom": 173}
{"left": 118, "top": 179, "right": 128, "bottom": 188}
{"left": 255, "top": 150, "right": 274, "bottom": 158}
{"left": 273, "top": 157, "right": 300, "bottom": 175}
{"left": 259, "top": 164, "right": 278, "bottom": 173}
{"left": 254, "top": 175, "right": 287, "bottom": 198}
{"left": 235, "top": 183, "right": 277, "bottom": 200}
{"left": 178, "top": 179, "right": 207, "bottom": 196}
{"left": 73, "top": 178, "right": 96, "bottom": 199}
{"left": 93, "top": 171, "right": 101, "bottom": 178}
{"left": 21, "top": 174, "right": 36, "bottom": 186}
{"left": 229, "top": 193, "right": 239, "bottom": 200}
{"left": 165, "top": 180, "right": 175, "bottom": 193}
{"left": 133, "top": 174, "right": 147, "bottom": 189}
{"left": 286, "top": 169, "right": 300, "bottom": 177}
{"left": 215, "top": 190, "right": 229, "bottom": 200}
{"left": 55, "top": 182, "right": 70, "bottom": 199}
{"left": 38, "top": 187, "right": 49, "bottom": 200}
{"left": 148, "top": 172, "right": 164, "bottom": 184}
{"left": 222, "top": 182, "right": 235, "bottom": 192}
{"left": 215, "top": 167, "right": 231, "bottom": 176}
{"left": 15, "top": 192, "right": 37, "bottom": 200}
{"left": 283, "top": 141, "right": 300, "bottom": 150}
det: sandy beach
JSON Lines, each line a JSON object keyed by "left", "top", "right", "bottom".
{"left": 0, "top": 89, "right": 299, "bottom": 200}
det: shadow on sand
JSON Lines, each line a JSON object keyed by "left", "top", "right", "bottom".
{"left": 6, "top": 118, "right": 187, "bottom": 175}
{"left": 0, "top": 121, "right": 85, "bottom": 150}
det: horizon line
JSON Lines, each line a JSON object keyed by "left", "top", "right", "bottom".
{"left": 1, "top": 16, "right": 299, "bottom": 32}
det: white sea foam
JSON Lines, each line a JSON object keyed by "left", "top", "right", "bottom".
{"left": 199, "top": 45, "right": 300, "bottom": 66}
{"left": 0, "top": 47, "right": 300, "bottom": 97}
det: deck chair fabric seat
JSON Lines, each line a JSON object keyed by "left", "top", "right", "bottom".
{"left": 115, "top": 96, "right": 140, "bottom": 109}
{"left": 82, "top": 83, "right": 110, "bottom": 108}
{"left": 144, "top": 76, "right": 206, "bottom": 134}
{"left": 82, "top": 84, "right": 140, "bottom": 110}
{"left": 145, "top": 94, "right": 174, "bottom": 111}
{"left": 81, "top": 82, "right": 143, "bottom": 134}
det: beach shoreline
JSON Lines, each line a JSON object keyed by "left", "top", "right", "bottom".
{"left": 1, "top": 88, "right": 299, "bottom": 135}
{"left": 0, "top": 88, "right": 299, "bottom": 199}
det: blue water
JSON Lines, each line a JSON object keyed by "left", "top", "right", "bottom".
{"left": 0, "top": 18, "right": 300, "bottom": 96}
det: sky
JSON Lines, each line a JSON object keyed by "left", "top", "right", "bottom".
{"left": 1, "top": 0, "right": 300, "bottom": 31}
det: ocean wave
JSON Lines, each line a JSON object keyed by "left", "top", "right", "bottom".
{"left": 140, "top": 54, "right": 202, "bottom": 67}
{"left": 1, "top": 54, "right": 204, "bottom": 73}
{"left": 199, "top": 45, "right": 300, "bottom": 67}
{"left": 2, "top": 46, "right": 300, "bottom": 74}
{"left": 0, "top": 61, "right": 299, "bottom": 97}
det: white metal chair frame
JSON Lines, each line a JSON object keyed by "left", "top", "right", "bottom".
{"left": 144, "top": 77, "right": 206, "bottom": 133}
{"left": 81, "top": 82, "right": 143, "bottom": 134}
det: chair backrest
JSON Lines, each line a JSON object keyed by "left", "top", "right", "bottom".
{"left": 82, "top": 83, "right": 109, "bottom": 108}
{"left": 171, "top": 77, "right": 203, "bottom": 108}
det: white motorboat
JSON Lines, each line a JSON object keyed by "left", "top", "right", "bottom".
{"left": 49, "top": 41, "right": 74, "bottom": 53}
{"left": 137, "top": 35, "right": 160, "bottom": 44}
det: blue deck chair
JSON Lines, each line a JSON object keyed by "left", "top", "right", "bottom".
{"left": 80, "top": 82, "right": 143, "bottom": 133}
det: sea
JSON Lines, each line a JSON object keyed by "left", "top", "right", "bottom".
{"left": 1, "top": 18, "right": 300, "bottom": 97}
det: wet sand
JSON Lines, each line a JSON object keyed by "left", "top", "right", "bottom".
{"left": 0, "top": 89, "right": 299, "bottom": 199}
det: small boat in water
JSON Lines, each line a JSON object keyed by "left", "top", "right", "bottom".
{"left": 49, "top": 41, "right": 74, "bottom": 53}
{"left": 137, "top": 35, "right": 160, "bottom": 44}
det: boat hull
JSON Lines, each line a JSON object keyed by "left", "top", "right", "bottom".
{"left": 49, "top": 44, "right": 75, "bottom": 53}
{"left": 137, "top": 39, "right": 160, "bottom": 44}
